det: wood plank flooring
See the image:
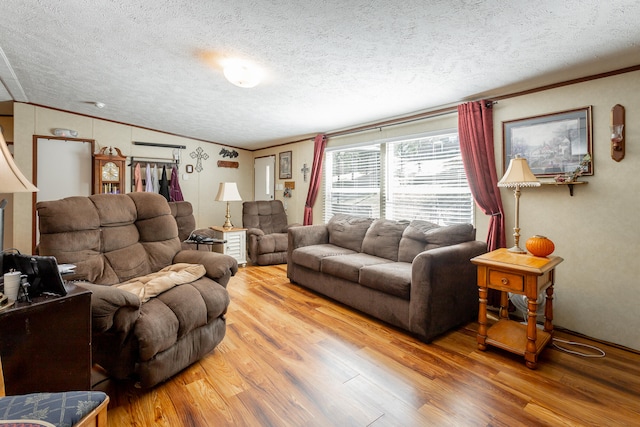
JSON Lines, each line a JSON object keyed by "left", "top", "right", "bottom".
{"left": 100, "top": 265, "right": 640, "bottom": 426}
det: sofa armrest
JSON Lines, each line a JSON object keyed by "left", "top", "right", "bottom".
{"left": 73, "top": 282, "right": 141, "bottom": 334}
{"left": 409, "top": 240, "right": 488, "bottom": 341}
{"left": 287, "top": 225, "right": 330, "bottom": 278}
{"left": 288, "top": 224, "right": 329, "bottom": 252}
{"left": 246, "top": 228, "right": 265, "bottom": 238}
{"left": 173, "top": 250, "right": 238, "bottom": 287}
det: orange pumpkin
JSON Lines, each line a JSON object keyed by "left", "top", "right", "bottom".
{"left": 526, "top": 235, "right": 555, "bottom": 257}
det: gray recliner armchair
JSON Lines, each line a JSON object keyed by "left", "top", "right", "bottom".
{"left": 37, "top": 193, "right": 237, "bottom": 388}
{"left": 243, "top": 200, "right": 298, "bottom": 265}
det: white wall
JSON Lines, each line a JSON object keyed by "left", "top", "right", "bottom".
{"left": 9, "top": 103, "right": 253, "bottom": 252}
{"left": 492, "top": 71, "right": 640, "bottom": 351}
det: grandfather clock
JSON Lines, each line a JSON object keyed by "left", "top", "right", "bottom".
{"left": 93, "top": 146, "right": 126, "bottom": 194}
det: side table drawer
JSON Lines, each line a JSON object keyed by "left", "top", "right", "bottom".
{"left": 488, "top": 269, "right": 524, "bottom": 292}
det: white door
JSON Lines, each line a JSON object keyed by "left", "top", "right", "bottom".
{"left": 254, "top": 155, "right": 275, "bottom": 201}
{"left": 37, "top": 138, "right": 93, "bottom": 202}
{"left": 34, "top": 138, "right": 93, "bottom": 245}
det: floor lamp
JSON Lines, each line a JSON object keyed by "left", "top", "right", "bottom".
{"left": 497, "top": 155, "right": 540, "bottom": 253}
{"left": 0, "top": 132, "right": 39, "bottom": 253}
{"left": 215, "top": 182, "right": 242, "bottom": 229}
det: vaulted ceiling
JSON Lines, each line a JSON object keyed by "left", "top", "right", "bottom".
{"left": 1, "top": 1, "right": 639, "bottom": 150}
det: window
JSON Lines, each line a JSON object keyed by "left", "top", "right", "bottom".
{"left": 324, "top": 144, "right": 381, "bottom": 219}
{"left": 324, "top": 130, "right": 473, "bottom": 225}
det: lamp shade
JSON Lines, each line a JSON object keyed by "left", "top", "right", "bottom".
{"left": 0, "top": 132, "right": 38, "bottom": 193}
{"left": 215, "top": 182, "right": 242, "bottom": 202}
{"left": 498, "top": 155, "right": 540, "bottom": 188}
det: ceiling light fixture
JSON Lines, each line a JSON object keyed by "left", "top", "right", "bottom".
{"left": 222, "top": 59, "right": 263, "bottom": 88}
{"left": 95, "top": 102, "right": 105, "bottom": 108}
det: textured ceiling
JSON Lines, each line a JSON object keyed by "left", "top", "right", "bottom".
{"left": 0, "top": 0, "right": 639, "bottom": 150}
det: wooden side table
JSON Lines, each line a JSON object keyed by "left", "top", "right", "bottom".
{"left": 209, "top": 226, "right": 247, "bottom": 267}
{"left": 471, "top": 248, "right": 563, "bottom": 368}
{"left": 0, "top": 284, "right": 92, "bottom": 394}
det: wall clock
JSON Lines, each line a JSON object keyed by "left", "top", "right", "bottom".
{"left": 93, "top": 146, "right": 126, "bottom": 194}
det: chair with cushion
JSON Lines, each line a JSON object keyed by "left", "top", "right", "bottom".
{"left": 242, "top": 200, "right": 298, "bottom": 265}
{"left": 0, "top": 356, "right": 109, "bottom": 427}
{"left": 37, "top": 193, "right": 237, "bottom": 388}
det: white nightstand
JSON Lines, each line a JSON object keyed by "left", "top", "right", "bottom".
{"left": 208, "top": 226, "right": 247, "bottom": 267}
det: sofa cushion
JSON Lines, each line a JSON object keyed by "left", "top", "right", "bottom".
{"left": 291, "top": 244, "right": 357, "bottom": 271}
{"left": 0, "top": 391, "right": 108, "bottom": 427}
{"left": 361, "top": 219, "right": 409, "bottom": 261}
{"left": 398, "top": 220, "right": 476, "bottom": 262}
{"left": 359, "top": 262, "right": 412, "bottom": 299}
{"left": 135, "top": 279, "right": 227, "bottom": 361}
{"left": 327, "top": 214, "right": 374, "bottom": 252}
{"left": 256, "top": 232, "right": 288, "bottom": 254}
{"left": 321, "top": 253, "right": 391, "bottom": 283}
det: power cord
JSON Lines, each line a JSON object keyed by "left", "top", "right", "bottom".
{"left": 517, "top": 320, "right": 607, "bottom": 358}
{"left": 552, "top": 337, "right": 606, "bottom": 358}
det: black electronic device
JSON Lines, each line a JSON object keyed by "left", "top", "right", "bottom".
{"left": 184, "top": 231, "right": 217, "bottom": 244}
{"left": 3, "top": 253, "right": 68, "bottom": 297}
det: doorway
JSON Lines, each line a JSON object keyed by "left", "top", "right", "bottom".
{"left": 32, "top": 136, "right": 94, "bottom": 250}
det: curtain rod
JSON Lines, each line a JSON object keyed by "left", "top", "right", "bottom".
{"left": 284, "top": 101, "right": 496, "bottom": 144}
{"left": 128, "top": 156, "right": 179, "bottom": 166}
{"left": 328, "top": 101, "right": 496, "bottom": 139}
{"left": 133, "top": 141, "right": 186, "bottom": 149}
{"left": 327, "top": 108, "right": 456, "bottom": 139}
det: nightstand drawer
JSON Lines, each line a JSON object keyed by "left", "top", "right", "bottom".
{"left": 488, "top": 269, "right": 524, "bottom": 292}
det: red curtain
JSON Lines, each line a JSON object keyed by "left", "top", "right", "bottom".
{"left": 303, "top": 134, "right": 327, "bottom": 225}
{"left": 458, "top": 100, "right": 506, "bottom": 250}
{"left": 458, "top": 101, "right": 505, "bottom": 308}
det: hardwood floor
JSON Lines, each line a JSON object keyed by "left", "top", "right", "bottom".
{"left": 101, "top": 265, "right": 640, "bottom": 426}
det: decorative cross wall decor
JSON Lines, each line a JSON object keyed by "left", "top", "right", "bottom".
{"left": 301, "top": 163, "right": 310, "bottom": 182}
{"left": 190, "top": 147, "right": 209, "bottom": 172}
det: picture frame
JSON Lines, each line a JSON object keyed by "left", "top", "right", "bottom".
{"left": 503, "top": 106, "right": 593, "bottom": 177}
{"left": 279, "top": 151, "right": 292, "bottom": 179}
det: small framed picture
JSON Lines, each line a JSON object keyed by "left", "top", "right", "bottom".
{"left": 279, "top": 151, "right": 292, "bottom": 179}
{"left": 185, "top": 164, "right": 194, "bottom": 173}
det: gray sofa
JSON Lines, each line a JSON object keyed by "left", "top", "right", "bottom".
{"left": 287, "top": 214, "right": 487, "bottom": 342}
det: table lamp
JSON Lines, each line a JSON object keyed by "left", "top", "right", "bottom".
{"left": 0, "top": 132, "right": 38, "bottom": 252}
{"left": 497, "top": 155, "right": 540, "bottom": 253}
{"left": 215, "top": 182, "right": 242, "bottom": 229}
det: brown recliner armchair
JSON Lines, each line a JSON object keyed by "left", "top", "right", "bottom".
{"left": 243, "top": 200, "right": 297, "bottom": 265}
{"left": 170, "top": 200, "right": 223, "bottom": 251}
{"left": 37, "top": 193, "right": 237, "bottom": 388}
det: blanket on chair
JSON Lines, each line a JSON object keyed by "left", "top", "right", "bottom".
{"left": 115, "top": 263, "right": 206, "bottom": 303}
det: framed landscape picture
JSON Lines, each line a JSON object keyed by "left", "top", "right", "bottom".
{"left": 503, "top": 106, "right": 593, "bottom": 177}
{"left": 279, "top": 151, "right": 292, "bottom": 179}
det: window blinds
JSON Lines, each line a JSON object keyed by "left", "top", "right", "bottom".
{"left": 324, "top": 130, "right": 473, "bottom": 225}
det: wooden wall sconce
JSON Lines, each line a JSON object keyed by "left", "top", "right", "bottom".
{"left": 610, "top": 104, "right": 625, "bottom": 162}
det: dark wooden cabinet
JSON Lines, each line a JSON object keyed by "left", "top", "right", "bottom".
{"left": 0, "top": 285, "right": 92, "bottom": 394}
